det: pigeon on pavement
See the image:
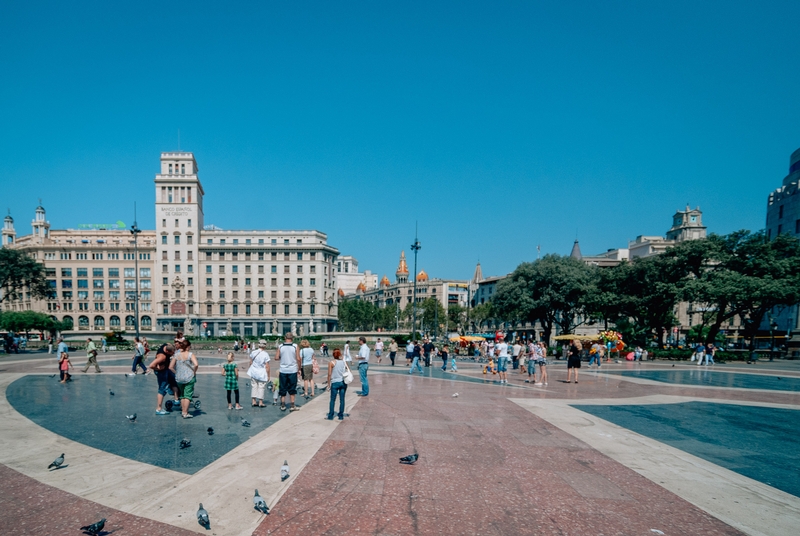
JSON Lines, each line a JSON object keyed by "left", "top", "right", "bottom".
{"left": 180, "top": 439, "right": 191, "bottom": 449}
{"left": 281, "top": 460, "right": 290, "bottom": 481}
{"left": 48, "top": 453, "right": 65, "bottom": 469}
{"left": 399, "top": 453, "right": 419, "bottom": 465}
{"left": 253, "top": 489, "right": 269, "bottom": 514}
{"left": 109, "top": 389, "right": 115, "bottom": 396}
{"left": 79, "top": 518, "right": 105, "bottom": 535}
{"left": 452, "top": 393, "right": 459, "bottom": 397}
{"left": 207, "top": 427, "right": 214, "bottom": 435}
{"left": 197, "top": 503, "right": 210, "bottom": 528}
{"left": 241, "top": 418, "right": 251, "bottom": 427}
{"left": 126, "top": 413, "right": 137, "bottom": 423}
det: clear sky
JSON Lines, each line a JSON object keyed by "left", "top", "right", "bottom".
{"left": 2, "top": 1, "right": 798, "bottom": 281}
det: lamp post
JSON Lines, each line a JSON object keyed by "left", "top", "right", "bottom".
{"left": 770, "top": 320, "right": 778, "bottom": 362}
{"left": 411, "top": 228, "right": 421, "bottom": 339}
{"left": 130, "top": 204, "right": 141, "bottom": 341}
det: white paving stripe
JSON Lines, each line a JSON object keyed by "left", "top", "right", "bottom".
{"left": 511, "top": 395, "right": 800, "bottom": 536}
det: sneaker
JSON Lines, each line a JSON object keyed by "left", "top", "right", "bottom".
{"left": 280, "top": 405, "right": 286, "bottom": 411}
{"left": 524, "top": 380, "right": 530, "bottom": 383}
{"left": 290, "top": 406, "right": 300, "bottom": 412}
{"left": 544, "top": 382, "right": 548, "bottom": 386}
{"left": 534, "top": 382, "right": 543, "bottom": 386}
{"left": 182, "top": 414, "right": 193, "bottom": 419}
{"left": 155, "top": 410, "right": 168, "bottom": 415}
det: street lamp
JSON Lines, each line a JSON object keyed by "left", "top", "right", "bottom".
{"left": 411, "top": 227, "right": 421, "bottom": 339}
{"left": 770, "top": 320, "right": 778, "bottom": 362}
{"left": 130, "top": 203, "right": 141, "bottom": 341}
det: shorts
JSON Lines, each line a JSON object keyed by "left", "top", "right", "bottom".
{"left": 527, "top": 360, "right": 536, "bottom": 375}
{"left": 406, "top": 352, "right": 413, "bottom": 360}
{"left": 279, "top": 372, "right": 298, "bottom": 396}
{"left": 497, "top": 357, "right": 509, "bottom": 372}
{"left": 375, "top": 350, "right": 382, "bottom": 356}
{"left": 302, "top": 364, "right": 314, "bottom": 380}
{"left": 177, "top": 378, "right": 195, "bottom": 400}
{"left": 156, "top": 369, "right": 177, "bottom": 396}
{"left": 567, "top": 356, "right": 582, "bottom": 369}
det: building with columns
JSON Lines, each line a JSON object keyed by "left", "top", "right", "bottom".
{"left": 1, "top": 151, "right": 341, "bottom": 337}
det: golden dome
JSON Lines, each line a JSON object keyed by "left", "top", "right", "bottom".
{"left": 396, "top": 251, "right": 409, "bottom": 275}
{"left": 416, "top": 269, "right": 428, "bottom": 282}
{"left": 337, "top": 288, "right": 345, "bottom": 297}
{"left": 356, "top": 282, "right": 367, "bottom": 293}
{"left": 380, "top": 275, "right": 390, "bottom": 287}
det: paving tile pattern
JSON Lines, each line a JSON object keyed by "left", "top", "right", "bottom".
{"left": 0, "top": 464, "right": 197, "bottom": 536}
{"left": 255, "top": 372, "right": 745, "bottom": 535}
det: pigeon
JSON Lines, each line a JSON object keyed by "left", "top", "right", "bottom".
{"left": 452, "top": 393, "right": 459, "bottom": 397}
{"left": 207, "top": 427, "right": 214, "bottom": 435}
{"left": 180, "top": 439, "right": 191, "bottom": 449}
{"left": 241, "top": 418, "right": 251, "bottom": 428}
{"left": 48, "top": 453, "right": 65, "bottom": 469}
{"left": 109, "top": 389, "right": 115, "bottom": 396}
{"left": 399, "top": 453, "right": 419, "bottom": 465}
{"left": 79, "top": 517, "right": 106, "bottom": 535}
{"left": 49, "top": 374, "right": 57, "bottom": 378}
{"left": 126, "top": 413, "right": 137, "bottom": 423}
{"left": 253, "top": 489, "right": 269, "bottom": 514}
{"left": 281, "top": 460, "right": 290, "bottom": 481}
{"left": 246, "top": 382, "right": 250, "bottom": 387}
{"left": 197, "top": 503, "right": 210, "bottom": 528}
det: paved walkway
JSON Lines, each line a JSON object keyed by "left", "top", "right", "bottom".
{"left": 1, "top": 351, "right": 799, "bottom": 535}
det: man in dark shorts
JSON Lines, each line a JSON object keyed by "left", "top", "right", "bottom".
{"left": 149, "top": 343, "right": 178, "bottom": 415}
{"left": 277, "top": 333, "right": 302, "bottom": 411}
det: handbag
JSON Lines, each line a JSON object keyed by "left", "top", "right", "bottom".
{"left": 312, "top": 357, "right": 320, "bottom": 375}
{"left": 342, "top": 361, "right": 354, "bottom": 384}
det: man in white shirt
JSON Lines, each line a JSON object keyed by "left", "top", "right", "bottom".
{"left": 357, "top": 336, "right": 370, "bottom": 397}
{"left": 132, "top": 336, "right": 148, "bottom": 374}
{"left": 277, "top": 333, "right": 302, "bottom": 411}
{"left": 511, "top": 340, "right": 522, "bottom": 370}
{"left": 495, "top": 339, "right": 510, "bottom": 384}
{"left": 406, "top": 341, "right": 414, "bottom": 365}
{"left": 374, "top": 338, "right": 384, "bottom": 364}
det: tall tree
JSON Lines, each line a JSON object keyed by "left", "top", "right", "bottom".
{"left": 0, "top": 249, "right": 52, "bottom": 303}
{"left": 493, "top": 255, "right": 595, "bottom": 343}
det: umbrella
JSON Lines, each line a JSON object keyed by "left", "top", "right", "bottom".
{"left": 552, "top": 334, "right": 597, "bottom": 341}
{"left": 449, "top": 335, "right": 485, "bottom": 342}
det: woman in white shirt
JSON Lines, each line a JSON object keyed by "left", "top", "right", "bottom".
{"left": 343, "top": 340, "right": 352, "bottom": 362}
{"left": 300, "top": 339, "right": 316, "bottom": 399}
{"left": 247, "top": 340, "right": 271, "bottom": 407}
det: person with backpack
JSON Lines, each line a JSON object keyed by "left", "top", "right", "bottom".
{"left": 169, "top": 339, "right": 199, "bottom": 419}
{"left": 277, "top": 333, "right": 302, "bottom": 412}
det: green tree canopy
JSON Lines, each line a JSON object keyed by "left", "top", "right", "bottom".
{"left": 0, "top": 249, "right": 52, "bottom": 303}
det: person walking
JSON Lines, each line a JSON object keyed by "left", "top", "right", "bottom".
{"left": 343, "top": 340, "right": 352, "bottom": 363}
{"left": 567, "top": 339, "right": 582, "bottom": 383}
{"left": 694, "top": 343, "right": 707, "bottom": 366}
{"left": 449, "top": 345, "right": 458, "bottom": 372}
{"left": 132, "top": 337, "right": 148, "bottom": 374}
{"left": 422, "top": 339, "right": 434, "bottom": 367}
{"left": 170, "top": 339, "right": 199, "bottom": 419}
{"left": 149, "top": 343, "right": 178, "bottom": 415}
{"left": 511, "top": 339, "right": 522, "bottom": 370}
{"left": 47, "top": 336, "right": 53, "bottom": 355}
{"left": 374, "top": 338, "right": 384, "bottom": 364}
{"left": 247, "top": 340, "right": 271, "bottom": 407}
{"left": 326, "top": 349, "right": 348, "bottom": 420}
{"left": 221, "top": 352, "right": 243, "bottom": 410}
{"left": 409, "top": 341, "right": 424, "bottom": 374}
{"left": 706, "top": 343, "right": 716, "bottom": 365}
{"left": 588, "top": 343, "right": 602, "bottom": 368}
{"left": 356, "top": 336, "right": 370, "bottom": 397}
{"left": 277, "top": 333, "right": 301, "bottom": 411}
{"left": 101, "top": 337, "right": 107, "bottom": 353}
{"left": 321, "top": 342, "right": 329, "bottom": 357}
{"left": 495, "top": 337, "right": 510, "bottom": 384}
{"left": 536, "top": 342, "right": 549, "bottom": 386}
{"left": 405, "top": 340, "right": 414, "bottom": 366}
{"left": 58, "top": 350, "right": 73, "bottom": 383}
{"left": 389, "top": 339, "right": 398, "bottom": 366}
{"left": 300, "top": 339, "right": 316, "bottom": 399}
{"left": 439, "top": 344, "right": 449, "bottom": 371}
{"left": 82, "top": 338, "right": 102, "bottom": 373}
{"left": 525, "top": 341, "right": 537, "bottom": 383}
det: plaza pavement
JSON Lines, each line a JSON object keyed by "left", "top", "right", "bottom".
{"left": 1, "top": 350, "right": 799, "bottom": 535}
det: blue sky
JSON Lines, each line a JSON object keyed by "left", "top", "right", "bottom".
{"left": 1, "top": 1, "right": 798, "bottom": 281}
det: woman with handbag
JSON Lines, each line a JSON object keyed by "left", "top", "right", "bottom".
{"left": 326, "top": 348, "right": 351, "bottom": 421}
{"left": 248, "top": 340, "right": 271, "bottom": 407}
{"left": 169, "top": 339, "right": 199, "bottom": 419}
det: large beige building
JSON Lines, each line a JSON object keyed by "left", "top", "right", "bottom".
{"left": 2, "top": 152, "right": 341, "bottom": 337}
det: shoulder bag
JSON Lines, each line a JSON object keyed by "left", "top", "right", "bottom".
{"left": 342, "top": 361, "right": 354, "bottom": 384}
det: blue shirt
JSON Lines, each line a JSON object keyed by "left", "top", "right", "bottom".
{"left": 57, "top": 342, "right": 68, "bottom": 355}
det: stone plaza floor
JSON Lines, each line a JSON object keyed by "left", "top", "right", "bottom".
{"left": 1, "top": 350, "right": 799, "bottom": 535}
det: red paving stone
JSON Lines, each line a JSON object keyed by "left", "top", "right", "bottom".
{"left": 0, "top": 464, "right": 197, "bottom": 536}
{"left": 254, "top": 369, "right": 746, "bottom": 536}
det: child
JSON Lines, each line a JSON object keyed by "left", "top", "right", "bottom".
{"left": 269, "top": 377, "right": 279, "bottom": 405}
{"left": 221, "top": 352, "right": 243, "bottom": 410}
{"left": 59, "top": 352, "right": 73, "bottom": 383}
{"left": 448, "top": 345, "right": 458, "bottom": 372}
{"left": 483, "top": 357, "right": 497, "bottom": 375}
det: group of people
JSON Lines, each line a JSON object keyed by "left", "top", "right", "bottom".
{"left": 692, "top": 343, "right": 717, "bottom": 366}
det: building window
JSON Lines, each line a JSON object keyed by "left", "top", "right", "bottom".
{"left": 245, "top": 305, "right": 251, "bottom": 315}
{"left": 78, "top": 280, "right": 88, "bottom": 288}
{"left": 297, "top": 278, "right": 303, "bottom": 286}
{"left": 188, "top": 265, "right": 193, "bottom": 273}
{"left": 62, "top": 280, "right": 73, "bottom": 288}
{"left": 258, "top": 304, "right": 264, "bottom": 315}
{"left": 284, "top": 278, "right": 290, "bottom": 286}
{"left": 284, "top": 266, "right": 290, "bottom": 274}
{"left": 297, "top": 305, "right": 302, "bottom": 314}
{"left": 245, "top": 278, "right": 251, "bottom": 286}
{"left": 284, "top": 305, "right": 290, "bottom": 314}
{"left": 297, "top": 252, "right": 303, "bottom": 260}
{"left": 310, "top": 278, "right": 316, "bottom": 286}
{"left": 297, "top": 266, "right": 303, "bottom": 273}
{"left": 258, "top": 278, "right": 264, "bottom": 286}
{"left": 233, "top": 305, "right": 239, "bottom": 315}
{"left": 272, "top": 304, "right": 277, "bottom": 314}
{"left": 310, "top": 304, "right": 315, "bottom": 314}
{"left": 220, "top": 291, "right": 226, "bottom": 299}
{"left": 271, "top": 265, "right": 277, "bottom": 273}
{"left": 220, "top": 305, "right": 225, "bottom": 315}
{"left": 93, "top": 268, "right": 103, "bottom": 277}
{"left": 77, "top": 268, "right": 88, "bottom": 277}
{"left": 779, "top": 205, "right": 784, "bottom": 219}
{"left": 206, "top": 278, "right": 212, "bottom": 285}
{"left": 175, "top": 265, "right": 181, "bottom": 272}
{"left": 162, "top": 235, "right": 167, "bottom": 244}
{"left": 207, "top": 304, "right": 212, "bottom": 315}
{"left": 271, "top": 278, "right": 277, "bottom": 286}
{"left": 297, "top": 290, "right": 303, "bottom": 299}
{"left": 232, "top": 278, "right": 238, "bottom": 286}
{"left": 284, "top": 291, "right": 290, "bottom": 299}
{"left": 778, "top": 224, "right": 783, "bottom": 234}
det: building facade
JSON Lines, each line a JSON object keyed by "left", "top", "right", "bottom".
{"left": 2, "top": 152, "right": 341, "bottom": 337}
{"left": 335, "top": 255, "right": 378, "bottom": 296}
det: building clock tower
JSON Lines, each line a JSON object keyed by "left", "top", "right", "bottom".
{"left": 154, "top": 152, "right": 204, "bottom": 333}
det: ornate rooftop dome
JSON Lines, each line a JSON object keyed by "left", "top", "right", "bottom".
{"left": 356, "top": 281, "right": 367, "bottom": 293}
{"left": 380, "top": 275, "right": 390, "bottom": 287}
{"left": 396, "top": 251, "right": 409, "bottom": 275}
{"left": 416, "top": 269, "right": 428, "bottom": 282}
{"left": 337, "top": 288, "right": 345, "bottom": 297}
